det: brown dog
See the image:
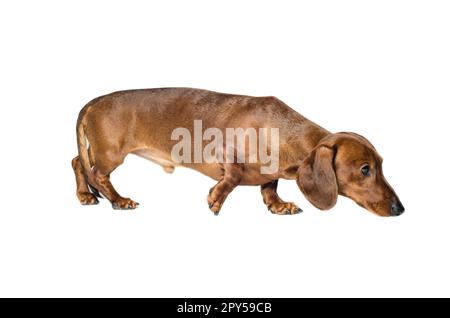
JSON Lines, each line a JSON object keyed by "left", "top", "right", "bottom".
{"left": 72, "top": 88, "right": 404, "bottom": 216}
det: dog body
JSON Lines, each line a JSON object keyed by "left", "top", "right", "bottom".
{"left": 72, "top": 88, "right": 404, "bottom": 216}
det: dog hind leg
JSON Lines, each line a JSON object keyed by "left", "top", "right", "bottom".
{"left": 90, "top": 154, "right": 139, "bottom": 210}
{"left": 72, "top": 156, "right": 99, "bottom": 205}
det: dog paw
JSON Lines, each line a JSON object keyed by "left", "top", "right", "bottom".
{"left": 207, "top": 192, "right": 225, "bottom": 215}
{"left": 268, "top": 201, "right": 302, "bottom": 215}
{"left": 78, "top": 192, "right": 99, "bottom": 205}
{"left": 112, "top": 198, "right": 139, "bottom": 210}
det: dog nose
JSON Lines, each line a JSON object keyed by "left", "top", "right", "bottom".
{"left": 391, "top": 200, "right": 405, "bottom": 216}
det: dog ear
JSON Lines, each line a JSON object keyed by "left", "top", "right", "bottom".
{"left": 298, "top": 146, "right": 338, "bottom": 210}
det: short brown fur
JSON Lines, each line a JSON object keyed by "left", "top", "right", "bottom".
{"left": 72, "top": 88, "right": 403, "bottom": 216}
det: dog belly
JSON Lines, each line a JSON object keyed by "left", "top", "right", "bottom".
{"left": 132, "top": 148, "right": 176, "bottom": 173}
{"left": 132, "top": 148, "right": 272, "bottom": 185}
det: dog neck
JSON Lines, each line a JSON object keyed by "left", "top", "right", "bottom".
{"left": 277, "top": 122, "right": 330, "bottom": 179}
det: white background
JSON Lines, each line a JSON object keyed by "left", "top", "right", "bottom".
{"left": 0, "top": 0, "right": 449, "bottom": 297}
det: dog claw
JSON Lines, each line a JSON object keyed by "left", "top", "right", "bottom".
{"left": 296, "top": 208, "right": 303, "bottom": 213}
{"left": 214, "top": 212, "right": 219, "bottom": 216}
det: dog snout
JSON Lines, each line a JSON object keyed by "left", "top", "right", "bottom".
{"left": 390, "top": 199, "right": 405, "bottom": 216}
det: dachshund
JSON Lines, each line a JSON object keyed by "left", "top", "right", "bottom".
{"left": 72, "top": 88, "right": 404, "bottom": 217}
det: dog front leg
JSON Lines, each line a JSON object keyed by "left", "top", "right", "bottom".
{"left": 261, "top": 180, "right": 302, "bottom": 215}
{"left": 207, "top": 163, "right": 243, "bottom": 215}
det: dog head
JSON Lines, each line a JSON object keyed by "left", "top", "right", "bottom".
{"left": 291, "top": 132, "right": 404, "bottom": 216}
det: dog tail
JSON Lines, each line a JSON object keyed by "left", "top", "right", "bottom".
{"left": 76, "top": 105, "right": 94, "bottom": 184}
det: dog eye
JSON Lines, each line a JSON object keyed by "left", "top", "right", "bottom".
{"left": 361, "top": 165, "right": 371, "bottom": 176}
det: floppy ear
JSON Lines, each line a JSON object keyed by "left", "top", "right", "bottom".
{"left": 298, "top": 146, "right": 338, "bottom": 210}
